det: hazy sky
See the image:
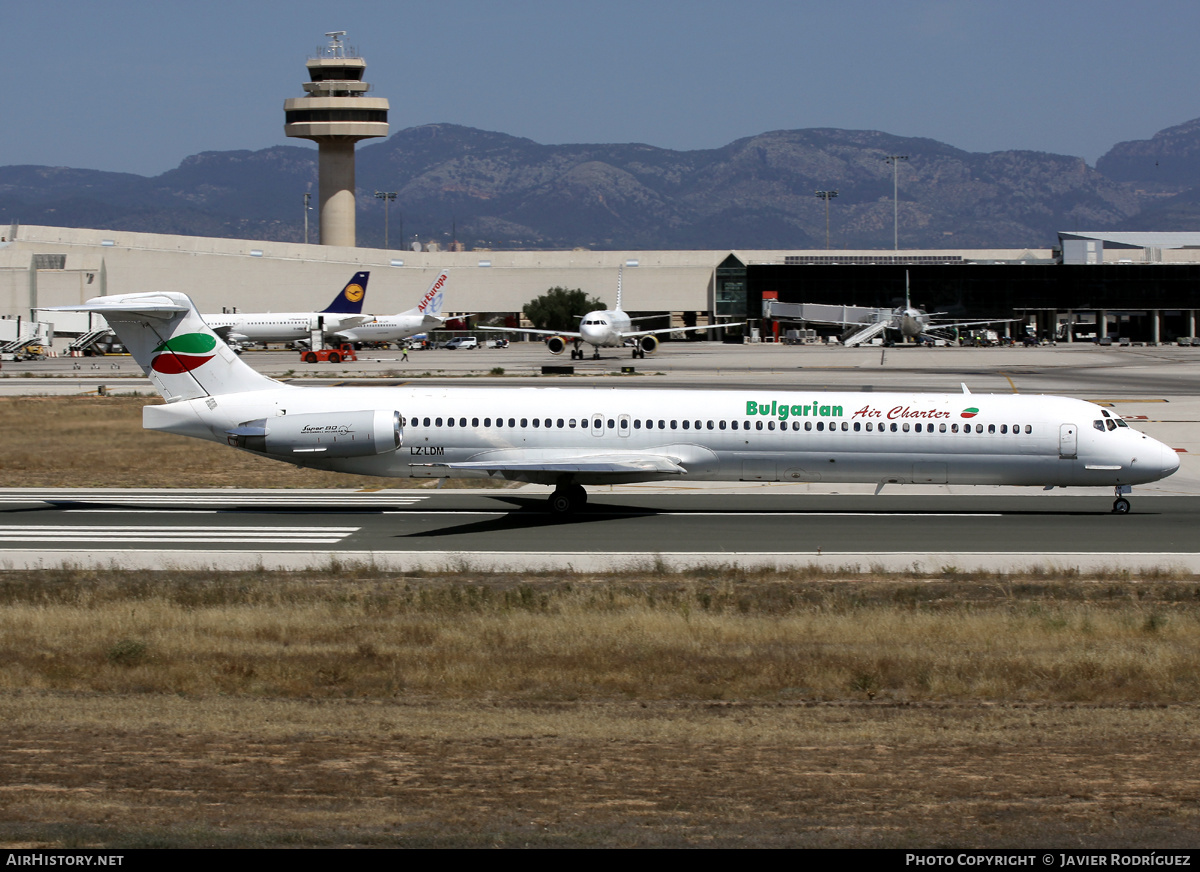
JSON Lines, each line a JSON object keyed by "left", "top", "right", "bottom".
{"left": 6, "top": 0, "right": 1197, "bottom": 176}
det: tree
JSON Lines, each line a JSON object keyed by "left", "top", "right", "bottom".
{"left": 522, "top": 287, "right": 605, "bottom": 333}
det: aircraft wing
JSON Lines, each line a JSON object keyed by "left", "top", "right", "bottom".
{"left": 476, "top": 325, "right": 583, "bottom": 339}
{"left": 926, "top": 318, "right": 1020, "bottom": 330}
{"left": 615, "top": 321, "right": 746, "bottom": 340}
{"left": 416, "top": 451, "right": 686, "bottom": 476}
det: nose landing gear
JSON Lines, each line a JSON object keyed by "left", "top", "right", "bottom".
{"left": 1112, "top": 485, "right": 1132, "bottom": 514}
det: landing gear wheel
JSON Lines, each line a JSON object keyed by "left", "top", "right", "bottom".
{"left": 548, "top": 484, "right": 588, "bottom": 515}
{"left": 1112, "top": 497, "right": 1131, "bottom": 514}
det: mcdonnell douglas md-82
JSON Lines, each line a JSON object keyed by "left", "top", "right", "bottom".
{"left": 53, "top": 292, "right": 1179, "bottom": 515}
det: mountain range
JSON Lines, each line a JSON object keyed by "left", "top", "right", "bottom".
{"left": 3, "top": 118, "right": 1199, "bottom": 251}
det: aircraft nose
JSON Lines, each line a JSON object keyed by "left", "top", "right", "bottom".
{"left": 1161, "top": 442, "right": 1181, "bottom": 478}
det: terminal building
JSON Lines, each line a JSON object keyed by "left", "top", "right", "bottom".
{"left": 2, "top": 224, "right": 1200, "bottom": 346}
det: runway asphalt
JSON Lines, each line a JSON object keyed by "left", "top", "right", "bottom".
{"left": 5, "top": 341, "right": 1199, "bottom": 571}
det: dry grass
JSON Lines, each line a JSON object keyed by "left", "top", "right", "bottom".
{"left": 2, "top": 568, "right": 1199, "bottom": 847}
{"left": 0, "top": 395, "right": 493, "bottom": 488}
{"left": 2, "top": 568, "right": 1198, "bottom": 704}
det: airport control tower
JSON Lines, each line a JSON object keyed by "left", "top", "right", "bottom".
{"left": 284, "top": 32, "right": 389, "bottom": 247}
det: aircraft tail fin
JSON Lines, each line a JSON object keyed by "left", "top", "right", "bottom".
{"left": 615, "top": 267, "right": 624, "bottom": 312}
{"left": 319, "top": 271, "right": 370, "bottom": 314}
{"left": 48, "top": 292, "right": 281, "bottom": 402}
{"left": 415, "top": 270, "right": 448, "bottom": 317}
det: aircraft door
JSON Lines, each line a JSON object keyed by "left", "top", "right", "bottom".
{"left": 1059, "top": 424, "right": 1078, "bottom": 459}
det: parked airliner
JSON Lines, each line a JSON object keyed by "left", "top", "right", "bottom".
{"left": 479, "top": 270, "right": 743, "bottom": 359}
{"left": 770, "top": 272, "right": 1016, "bottom": 347}
{"left": 53, "top": 292, "right": 1179, "bottom": 515}
{"left": 203, "top": 272, "right": 372, "bottom": 345}
{"left": 331, "top": 270, "right": 452, "bottom": 346}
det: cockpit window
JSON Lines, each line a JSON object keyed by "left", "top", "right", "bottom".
{"left": 1094, "top": 420, "right": 1106, "bottom": 432}
{"left": 1106, "top": 419, "right": 1117, "bottom": 431}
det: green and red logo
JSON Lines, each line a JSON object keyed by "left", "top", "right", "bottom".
{"left": 151, "top": 332, "right": 217, "bottom": 373}
{"left": 960, "top": 407, "right": 980, "bottom": 419}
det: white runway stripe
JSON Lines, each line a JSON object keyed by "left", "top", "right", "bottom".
{"left": 0, "top": 492, "right": 427, "bottom": 506}
{"left": 0, "top": 525, "right": 359, "bottom": 544}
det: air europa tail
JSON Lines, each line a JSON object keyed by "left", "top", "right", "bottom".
{"left": 49, "top": 292, "right": 283, "bottom": 402}
{"left": 401, "top": 270, "right": 449, "bottom": 319}
{"left": 319, "top": 271, "right": 370, "bottom": 314}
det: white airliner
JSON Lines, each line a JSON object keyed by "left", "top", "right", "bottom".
{"left": 52, "top": 292, "right": 1179, "bottom": 515}
{"left": 332, "top": 270, "right": 453, "bottom": 346}
{"left": 203, "top": 272, "right": 372, "bottom": 345}
{"left": 767, "top": 273, "right": 1016, "bottom": 347}
{"left": 479, "top": 271, "right": 744, "bottom": 359}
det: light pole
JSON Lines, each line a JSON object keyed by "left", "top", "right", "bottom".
{"left": 884, "top": 155, "right": 908, "bottom": 250}
{"left": 375, "top": 191, "right": 397, "bottom": 248}
{"left": 815, "top": 190, "right": 838, "bottom": 249}
{"left": 303, "top": 192, "right": 312, "bottom": 245}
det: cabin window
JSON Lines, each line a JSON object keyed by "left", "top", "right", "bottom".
{"left": 633, "top": 420, "right": 641, "bottom": 430}
{"left": 555, "top": 419, "right": 562, "bottom": 429}
{"left": 435, "top": 417, "right": 443, "bottom": 427}
{"left": 976, "top": 424, "right": 983, "bottom": 433}
{"left": 658, "top": 420, "right": 666, "bottom": 429}
{"left": 854, "top": 422, "right": 861, "bottom": 432}
{"left": 914, "top": 423, "right": 922, "bottom": 433}
{"left": 767, "top": 421, "right": 775, "bottom": 431}
{"left": 422, "top": 417, "right": 431, "bottom": 427}
{"left": 671, "top": 421, "right": 678, "bottom": 430}
{"left": 483, "top": 418, "right": 491, "bottom": 427}
{"left": 707, "top": 421, "right": 714, "bottom": 430}
{"left": 1000, "top": 424, "right": 1007, "bottom": 434}
{"left": 988, "top": 424, "right": 995, "bottom": 434}
{"left": 532, "top": 419, "right": 540, "bottom": 428}
{"left": 1025, "top": 425, "right": 1032, "bottom": 434}
{"left": 792, "top": 421, "right": 801, "bottom": 431}
{"left": 472, "top": 418, "right": 479, "bottom": 427}
{"left": 682, "top": 420, "right": 690, "bottom": 430}
{"left": 902, "top": 423, "right": 910, "bottom": 432}
{"left": 607, "top": 419, "right": 615, "bottom": 429}
{"left": 447, "top": 418, "right": 456, "bottom": 427}
{"left": 754, "top": 421, "right": 762, "bottom": 431}
{"left": 817, "top": 422, "right": 825, "bottom": 432}
{"left": 890, "top": 423, "right": 898, "bottom": 432}
{"left": 951, "top": 423, "right": 958, "bottom": 433}
{"left": 520, "top": 418, "right": 527, "bottom": 427}
{"left": 719, "top": 421, "right": 726, "bottom": 430}
{"left": 940, "top": 423, "right": 947, "bottom": 433}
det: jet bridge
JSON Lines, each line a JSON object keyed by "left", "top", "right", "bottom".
{"left": 762, "top": 300, "right": 894, "bottom": 346}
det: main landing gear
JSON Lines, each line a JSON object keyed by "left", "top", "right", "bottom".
{"left": 548, "top": 483, "right": 588, "bottom": 515}
{"left": 1112, "top": 485, "right": 1132, "bottom": 514}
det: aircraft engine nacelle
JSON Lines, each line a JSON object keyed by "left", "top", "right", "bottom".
{"left": 545, "top": 336, "right": 567, "bottom": 355}
{"left": 227, "top": 409, "right": 403, "bottom": 459}
{"left": 638, "top": 335, "right": 659, "bottom": 355}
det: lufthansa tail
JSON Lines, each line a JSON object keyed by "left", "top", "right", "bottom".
{"left": 49, "top": 293, "right": 283, "bottom": 402}
{"left": 319, "top": 271, "right": 370, "bottom": 314}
